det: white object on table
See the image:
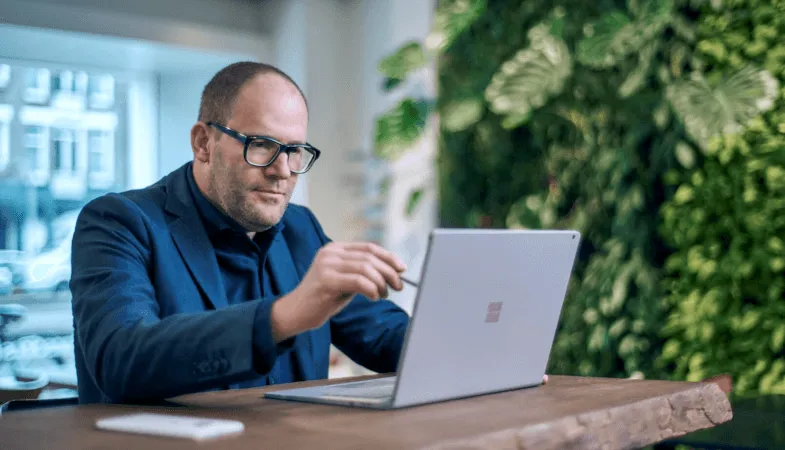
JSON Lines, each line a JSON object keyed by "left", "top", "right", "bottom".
{"left": 95, "top": 413, "right": 245, "bottom": 441}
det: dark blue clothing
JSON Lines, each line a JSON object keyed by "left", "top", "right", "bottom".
{"left": 70, "top": 162, "right": 410, "bottom": 404}
{"left": 184, "top": 167, "right": 295, "bottom": 387}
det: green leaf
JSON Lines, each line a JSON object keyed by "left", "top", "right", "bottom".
{"left": 609, "top": 318, "right": 628, "bottom": 338}
{"left": 619, "top": 42, "right": 658, "bottom": 98}
{"left": 772, "top": 324, "right": 785, "bottom": 352}
{"left": 378, "top": 41, "right": 428, "bottom": 88}
{"left": 633, "top": 0, "right": 673, "bottom": 23}
{"left": 670, "top": 13, "right": 697, "bottom": 42}
{"left": 576, "top": 11, "right": 633, "bottom": 68}
{"left": 382, "top": 77, "right": 404, "bottom": 92}
{"left": 675, "top": 141, "right": 696, "bottom": 169}
{"left": 485, "top": 23, "right": 572, "bottom": 129}
{"left": 441, "top": 98, "right": 485, "bottom": 132}
{"left": 661, "top": 339, "right": 681, "bottom": 360}
{"left": 589, "top": 324, "right": 608, "bottom": 351}
{"left": 548, "top": 7, "right": 567, "bottom": 38}
{"left": 405, "top": 188, "right": 424, "bottom": 217}
{"left": 426, "top": 0, "right": 487, "bottom": 53}
{"left": 667, "top": 66, "right": 779, "bottom": 149}
{"left": 374, "top": 98, "right": 433, "bottom": 160}
{"left": 577, "top": 0, "right": 673, "bottom": 68}
{"left": 673, "top": 185, "right": 694, "bottom": 204}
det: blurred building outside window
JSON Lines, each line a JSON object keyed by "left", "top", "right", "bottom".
{"left": 0, "top": 58, "right": 148, "bottom": 395}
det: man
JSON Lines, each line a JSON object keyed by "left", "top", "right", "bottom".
{"left": 69, "top": 62, "right": 411, "bottom": 404}
{"left": 70, "top": 62, "right": 548, "bottom": 405}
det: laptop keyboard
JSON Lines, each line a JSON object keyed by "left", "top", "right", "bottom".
{"left": 318, "top": 377, "right": 396, "bottom": 399}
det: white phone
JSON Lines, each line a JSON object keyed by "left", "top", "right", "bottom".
{"left": 95, "top": 413, "right": 245, "bottom": 441}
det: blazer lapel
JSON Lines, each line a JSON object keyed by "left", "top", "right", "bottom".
{"left": 164, "top": 164, "right": 228, "bottom": 311}
{"left": 169, "top": 217, "right": 228, "bottom": 310}
{"left": 267, "top": 232, "right": 316, "bottom": 380}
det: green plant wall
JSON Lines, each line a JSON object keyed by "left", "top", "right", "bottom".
{"left": 435, "top": 0, "right": 677, "bottom": 379}
{"left": 657, "top": 0, "right": 785, "bottom": 395}
{"left": 374, "top": 0, "right": 779, "bottom": 384}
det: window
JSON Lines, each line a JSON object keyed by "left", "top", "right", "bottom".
{"left": 88, "top": 130, "right": 115, "bottom": 189}
{"left": 54, "top": 71, "right": 74, "bottom": 93}
{"left": 0, "top": 55, "right": 157, "bottom": 401}
{"left": 23, "top": 68, "right": 51, "bottom": 104}
{"left": 74, "top": 71, "right": 88, "bottom": 96}
{"left": 52, "top": 70, "right": 88, "bottom": 110}
{"left": 0, "top": 104, "right": 13, "bottom": 171}
{"left": 52, "top": 128, "right": 77, "bottom": 173}
{"left": 50, "top": 127, "right": 87, "bottom": 200}
{"left": 24, "top": 125, "right": 50, "bottom": 185}
{"left": 89, "top": 74, "right": 115, "bottom": 109}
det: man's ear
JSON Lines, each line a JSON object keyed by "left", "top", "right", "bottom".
{"left": 191, "top": 122, "right": 212, "bottom": 163}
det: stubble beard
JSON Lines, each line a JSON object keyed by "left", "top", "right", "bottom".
{"left": 209, "top": 159, "right": 286, "bottom": 232}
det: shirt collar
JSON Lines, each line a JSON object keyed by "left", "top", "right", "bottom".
{"left": 185, "top": 162, "right": 284, "bottom": 239}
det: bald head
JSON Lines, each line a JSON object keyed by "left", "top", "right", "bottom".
{"left": 198, "top": 61, "right": 307, "bottom": 125}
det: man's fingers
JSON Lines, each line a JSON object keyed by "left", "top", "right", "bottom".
{"left": 336, "top": 273, "right": 383, "bottom": 301}
{"left": 340, "top": 242, "right": 407, "bottom": 273}
{"left": 339, "top": 250, "right": 403, "bottom": 292}
{"left": 317, "top": 242, "right": 408, "bottom": 299}
{"left": 335, "top": 260, "right": 388, "bottom": 299}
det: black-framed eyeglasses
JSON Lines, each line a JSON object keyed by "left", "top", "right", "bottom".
{"left": 207, "top": 122, "right": 321, "bottom": 174}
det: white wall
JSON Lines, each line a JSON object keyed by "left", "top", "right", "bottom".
{"left": 157, "top": 74, "right": 208, "bottom": 177}
{"left": 260, "top": 0, "right": 435, "bottom": 243}
{"left": 262, "top": 0, "right": 350, "bottom": 237}
{"left": 372, "top": 0, "right": 439, "bottom": 315}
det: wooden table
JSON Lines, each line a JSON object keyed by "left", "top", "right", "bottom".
{"left": 658, "top": 394, "right": 785, "bottom": 449}
{"left": 0, "top": 375, "right": 732, "bottom": 449}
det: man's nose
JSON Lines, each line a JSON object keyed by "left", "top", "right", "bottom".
{"left": 263, "top": 151, "right": 292, "bottom": 179}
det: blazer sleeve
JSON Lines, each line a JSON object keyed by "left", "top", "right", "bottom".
{"left": 70, "top": 194, "right": 280, "bottom": 403}
{"left": 303, "top": 208, "right": 410, "bottom": 374}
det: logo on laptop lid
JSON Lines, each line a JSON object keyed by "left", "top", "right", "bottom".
{"left": 485, "top": 302, "right": 503, "bottom": 323}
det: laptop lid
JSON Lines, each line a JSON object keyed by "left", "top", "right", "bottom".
{"left": 391, "top": 229, "right": 580, "bottom": 408}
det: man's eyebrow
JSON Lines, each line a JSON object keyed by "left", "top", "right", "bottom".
{"left": 248, "top": 131, "right": 307, "bottom": 145}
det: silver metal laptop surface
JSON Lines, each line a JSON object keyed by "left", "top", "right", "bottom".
{"left": 264, "top": 229, "right": 581, "bottom": 409}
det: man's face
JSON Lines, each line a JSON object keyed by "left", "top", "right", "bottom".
{"left": 206, "top": 74, "right": 308, "bottom": 232}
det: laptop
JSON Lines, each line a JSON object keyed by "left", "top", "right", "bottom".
{"left": 264, "top": 229, "right": 581, "bottom": 409}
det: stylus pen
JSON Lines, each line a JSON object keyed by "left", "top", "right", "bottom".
{"left": 400, "top": 276, "right": 419, "bottom": 288}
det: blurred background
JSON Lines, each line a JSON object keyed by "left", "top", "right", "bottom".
{"left": 0, "top": 0, "right": 783, "bottom": 407}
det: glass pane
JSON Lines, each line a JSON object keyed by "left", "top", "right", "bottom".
{"left": 26, "top": 147, "right": 37, "bottom": 170}
{"left": 289, "top": 147, "right": 315, "bottom": 172}
{"left": 246, "top": 138, "right": 278, "bottom": 165}
{"left": 53, "top": 140, "right": 63, "bottom": 171}
{"left": 0, "top": 58, "right": 137, "bottom": 397}
{"left": 89, "top": 150, "right": 102, "bottom": 173}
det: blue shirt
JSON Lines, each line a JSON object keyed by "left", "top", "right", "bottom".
{"left": 185, "top": 165, "right": 298, "bottom": 387}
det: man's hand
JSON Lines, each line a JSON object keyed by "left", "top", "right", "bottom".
{"left": 543, "top": 374, "right": 549, "bottom": 384}
{"left": 271, "top": 242, "right": 407, "bottom": 341}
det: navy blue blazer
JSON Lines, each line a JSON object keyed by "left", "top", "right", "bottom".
{"left": 69, "top": 163, "right": 410, "bottom": 404}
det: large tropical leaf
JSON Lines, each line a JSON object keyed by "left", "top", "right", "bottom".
{"left": 667, "top": 66, "right": 779, "bottom": 148}
{"left": 485, "top": 23, "right": 573, "bottom": 129}
{"left": 577, "top": 0, "right": 673, "bottom": 68}
{"left": 378, "top": 41, "right": 428, "bottom": 92}
{"left": 374, "top": 98, "right": 433, "bottom": 160}
{"left": 425, "top": 0, "right": 487, "bottom": 53}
